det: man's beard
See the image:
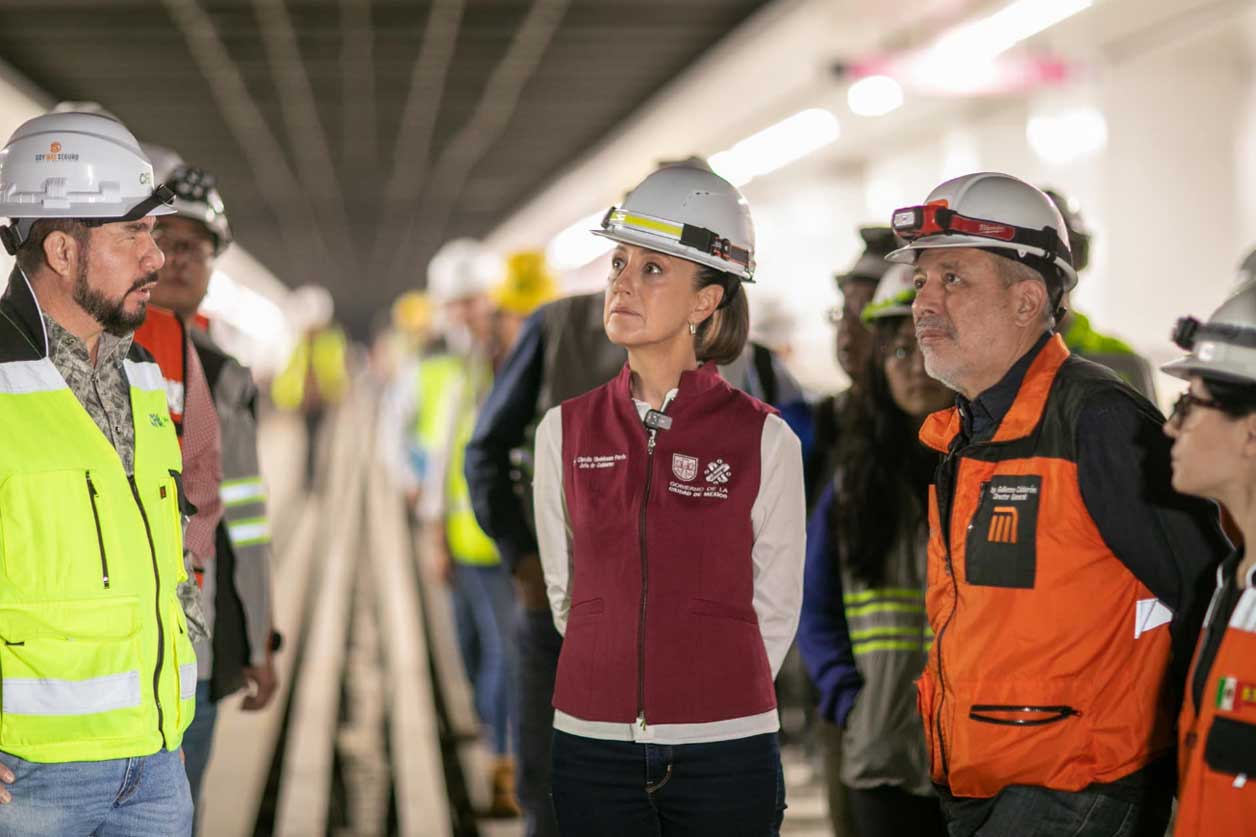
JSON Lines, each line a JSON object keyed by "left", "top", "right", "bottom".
{"left": 73, "top": 262, "right": 157, "bottom": 337}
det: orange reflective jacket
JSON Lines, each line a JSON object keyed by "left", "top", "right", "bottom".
{"left": 133, "top": 307, "right": 186, "bottom": 433}
{"left": 916, "top": 334, "right": 1174, "bottom": 798}
{"left": 1175, "top": 563, "right": 1256, "bottom": 836}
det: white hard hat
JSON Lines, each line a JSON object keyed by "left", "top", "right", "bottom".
{"left": 290, "top": 284, "right": 335, "bottom": 331}
{"left": 593, "top": 164, "right": 756, "bottom": 281}
{"left": 887, "top": 172, "right": 1077, "bottom": 294}
{"left": 861, "top": 264, "right": 917, "bottom": 323}
{"left": 427, "top": 238, "right": 501, "bottom": 303}
{"left": 0, "top": 111, "right": 175, "bottom": 254}
{"left": 142, "top": 142, "right": 232, "bottom": 256}
{"left": 1163, "top": 279, "right": 1256, "bottom": 385}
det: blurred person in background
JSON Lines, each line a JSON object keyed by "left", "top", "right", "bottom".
{"left": 1162, "top": 278, "right": 1256, "bottom": 837}
{"left": 0, "top": 110, "right": 196, "bottom": 835}
{"left": 798, "top": 264, "right": 950, "bottom": 837}
{"left": 491, "top": 250, "right": 559, "bottom": 365}
{"left": 893, "top": 171, "right": 1227, "bottom": 836}
{"left": 138, "top": 145, "right": 279, "bottom": 831}
{"left": 806, "top": 226, "right": 899, "bottom": 506}
{"left": 534, "top": 164, "right": 804, "bottom": 836}
{"left": 271, "top": 284, "right": 347, "bottom": 490}
{"left": 415, "top": 238, "right": 522, "bottom": 817}
{"left": 800, "top": 225, "right": 898, "bottom": 837}
{"left": 1041, "top": 188, "right": 1158, "bottom": 401}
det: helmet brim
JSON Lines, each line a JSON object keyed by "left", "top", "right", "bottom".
{"left": 887, "top": 236, "right": 1078, "bottom": 291}
{"left": 591, "top": 228, "right": 754, "bottom": 282}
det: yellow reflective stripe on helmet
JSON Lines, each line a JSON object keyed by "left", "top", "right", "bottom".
{"left": 220, "top": 477, "right": 266, "bottom": 507}
{"left": 227, "top": 516, "right": 270, "bottom": 547}
{"left": 611, "top": 210, "right": 684, "bottom": 239}
{"left": 3, "top": 671, "right": 142, "bottom": 716}
{"left": 843, "top": 587, "right": 924, "bottom": 605}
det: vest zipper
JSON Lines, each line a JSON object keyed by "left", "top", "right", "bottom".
{"left": 129, "top": 475, "right": 168, "bottom": 749}
{"left": 931, "top": 437, "right": 967, "bottom": 779}
{"left": 636, "top": 425, "right": 659, "bottom": 733}
{"left": 85, "top": 472, "right": 110, "bottom": 589}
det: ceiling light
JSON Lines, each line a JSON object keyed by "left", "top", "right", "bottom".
{"left": 547, "top": 210, "right": 614, "bottom": 272}
{"left": 709, "top": 108, "right": 840, "bottom": 187}
{"left": 933, "top": 0, "right": 1093, "bottom": 62}
{"left": 1026, "top": 107, "right": 1107, "bottom": 164}
{"left": 847, "top": 75, "right": 904, "bottom": 117}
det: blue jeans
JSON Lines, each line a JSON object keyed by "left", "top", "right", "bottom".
{"left": 551, "top": 730, "right": 786, "bottom": 837}
{"left": 517, "top": 606, "right": 562, "bottom": 837}
{"left": 451, "top": 561, "right": 517, "bottom": 755}
{"left": 180, "top": 680, "right": 219, "bottom": 835}
{"left": 937, "top": 782, "right": 1170, "bottom": 837}
{"left": 0, "top": 748, "right": 192, "bottom": 836}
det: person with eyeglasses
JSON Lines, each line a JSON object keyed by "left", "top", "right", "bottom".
{"left": 1162, "top": 278, "right": 1256, "bottom": 836}
{"left": 889, "top": 172, "right": 1228, "bottom": 836}
{"left": 798, "top": 264, "right": 952, "bottom": 837}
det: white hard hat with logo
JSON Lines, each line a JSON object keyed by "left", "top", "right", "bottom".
{"left": 426, "top": 238, "right": 502, "bottom": 303}
{"left": 0, "top": 111, "right": 175, "bottom": 255}
{"left": 1163, "top": 280, "right": 1256, "bottom": 385}
{"left": 593, "top": 164, "right": 756, "bottom": 282}
{"left": 142, "top": 142, "right": 233, "bottom": 256}
{"left": 886, "top": 172, "right": 1077, "bottom": 295}
{"left": 860, "top": 264, "right": 917, "bottom": 323}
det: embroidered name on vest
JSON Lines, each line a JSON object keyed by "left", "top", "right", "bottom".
{"left": 575, "top": 453, "right": 627, "bottom": 470}
{"left": 966, "top": 475, "right": 1041, "bottom": 589}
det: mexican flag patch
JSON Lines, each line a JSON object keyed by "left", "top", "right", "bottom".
{"left": 1217, "top": 676, "right": 1238, "bottom": 711}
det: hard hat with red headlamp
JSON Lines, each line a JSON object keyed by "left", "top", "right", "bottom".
{"left": 886, "top": 172, "right": 1078, "bottom": 308}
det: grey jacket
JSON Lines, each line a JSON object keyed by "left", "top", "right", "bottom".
{"left": 191, "top": 328, "right": 275, "bottom": 699}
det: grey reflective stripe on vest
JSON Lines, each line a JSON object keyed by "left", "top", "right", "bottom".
{"left": 0, "top": 359, "right": 66, "bottom": 394}
{"left": 180, "top": 662, "right": 198, "bottom": 699}
{"left": 3, "top": 671, "right": 141, "bottom": 716}
{"left": 227, "top": 517, "right": 270, "bottom": 548}
{"left": 123, "top": 359, "right": 165, "bottom": 392}
{"left": 843, "top": 587, "right": 933, "bottom": 655}
{"left": 220, "top": 476, "right": 266, "bottom": 507}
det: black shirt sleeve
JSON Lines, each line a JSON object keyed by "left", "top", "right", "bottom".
{"left": 464, "top": 311, "right": 546, "bottom": 571}
{"left": 1075, "top": 387, "right": 1230, "bottom": 695}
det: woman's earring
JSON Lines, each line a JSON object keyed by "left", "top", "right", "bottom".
{"left": 688, "top": 321, "right": 697, "bottom": 335}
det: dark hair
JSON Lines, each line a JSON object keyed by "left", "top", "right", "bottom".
{"left": 828, "top": 318, "right": 938, "bottom": 587}
{"left": 15, "top": 218, "right": 89, "bottom": 276}
{"left": 693, "top": 265, "right": 749, "bottom": 366}
{"left": 1202, "top": 375, "right": 1256, "bottom": 417}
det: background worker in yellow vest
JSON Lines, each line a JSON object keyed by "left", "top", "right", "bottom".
{"left": 416, "top": 238, "right": 527, "bottom": 817}
{"left": 0, "top": 111, "right": 198, "bottom": 834}
{"left": 271, "top": 284, "right": 348, "bottom": 490}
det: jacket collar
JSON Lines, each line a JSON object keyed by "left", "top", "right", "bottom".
{"left": 920, "top": 332, "right": 1071, "bottom": 452}
{"left": 611, "top": 360, "right": 727, "bottom": 414}
{"left": 0, "top": 267, "right": 50, "bottom": 358}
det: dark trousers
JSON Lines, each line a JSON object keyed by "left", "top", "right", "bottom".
{"left": 937, "top": 782, "right": 1173, "bottom": 837}
{"left": 848, "top": 785, "right": 946, "bottom": 837}
{"left": 516, "top": 606, "right": 563, "bottom": 837}
{"left": 551, "top": 729, "right": 785, "bottom": 837}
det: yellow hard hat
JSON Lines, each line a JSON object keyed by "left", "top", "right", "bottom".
{"left": 492, "top": 251, "right": 559, "bottom": 315}
{"left": 392, "top": 290, "right": 433, "bottom": 335}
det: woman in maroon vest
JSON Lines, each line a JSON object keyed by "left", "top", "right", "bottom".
{"left": 531, "top": 164, "right": 806, "bottom": 836}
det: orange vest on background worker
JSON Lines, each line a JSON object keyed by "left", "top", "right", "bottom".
{"left": 134, "top": 306, "right": 187, "bottom": 434}
{"left": 1174, "top": 560, "right": 1256, "bottom": 836}
{"left": 915, "top": 335, "right": 1174, "bottom": 798}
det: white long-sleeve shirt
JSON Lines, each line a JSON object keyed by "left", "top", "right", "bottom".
{"left": 532, "top": 391, "right": 806, "bottom": 744}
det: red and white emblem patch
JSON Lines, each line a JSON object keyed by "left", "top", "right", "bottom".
{"left": 672, "top": 453, "right": 698, "bottom": 482}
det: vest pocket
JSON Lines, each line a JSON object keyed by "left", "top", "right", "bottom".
{"left": 1204, "top": 716, "right": 1256, "bottom": 778}
{"left": 964, "top": 476, "right": 1040, "bottom": 589}
{"left": 969, "top": 704, "right": 1080, "bottom": 725}
{"left": 167, "top": 601, "right": 198, "bottom": 738}
{"left": 0, "top": 597, "right": 144, "bottom": 752}
{"left": 0, "top": 469, "right": 113, "bottom": 596}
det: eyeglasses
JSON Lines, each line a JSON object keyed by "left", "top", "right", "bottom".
{"left": 153, "top": 231, "right": 214, "bottom": 262}
{"left": 1168, "top": 391, "right": 1224, "bottom": 427}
